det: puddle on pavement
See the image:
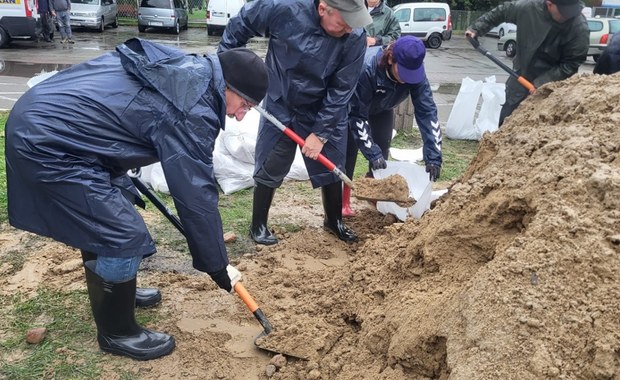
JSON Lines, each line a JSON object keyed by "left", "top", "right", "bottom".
{"left": 0, "top": 61, "right": 71, "bottom": 78}
{"left": 435, "top": 83, "right": 460, "bottom": 95}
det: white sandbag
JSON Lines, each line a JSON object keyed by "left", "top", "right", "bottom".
{"left": 445, "top": 77, "right": 483, "bottom": 140}
{"left": 373, "top": 161, "right": 431, "bottom": 221}
{"left": 474, "top": 76, "right": 505, "bottom": 136}
{"left": 139, "top": 163, "right": 169, "bottom": 193}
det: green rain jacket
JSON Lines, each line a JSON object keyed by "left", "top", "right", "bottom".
{"left": 470, "top": 0, "right": 588, "bottom": 93}
{"left": 366, "top": 0, "right": 401, "bottom": 46}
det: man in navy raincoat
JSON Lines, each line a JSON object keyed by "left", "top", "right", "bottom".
{"left": 218, "top": 0, "right": 371, "bottom": 246}
{"left": 343, "top": 36, "right": 442, "bottom": 216}
{"left": 5, "top": 38, "right": 268, "bottom": 361}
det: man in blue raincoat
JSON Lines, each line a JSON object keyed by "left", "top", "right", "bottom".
{"left": 343, "top": 36, "right": 442, "bottom": 216}
{"left": 219, "top": 0, "right": 372, "bottom": 246}
{"left": 5, "top": 39, "right": 268, "bottom": 361}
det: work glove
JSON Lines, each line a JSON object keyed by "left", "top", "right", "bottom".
{"left": 370, "top": 157, "right": 387, "bottom": 170}
{"left": 426, "top": 164, "right": 441, "bottom": 182}
{"left": 208, "top": 265, "right": 242, "bottom": 293}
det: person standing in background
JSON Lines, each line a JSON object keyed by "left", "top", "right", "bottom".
{"left": 37, "top": 0, "right": 54, "bottom": 42}
{"left": 365, "top": 0, "right": 400, "bottom": 47}
{"left": 51, "top": 0, "right": 74, "bottom": 44}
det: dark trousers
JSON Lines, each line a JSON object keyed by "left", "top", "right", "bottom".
{"left": 499, "top": 75, "right": 529, "bottom": 126}
{"left": 38, "top": 12, "right": 53, "bottom": 40}
{"left": 345, "top": 108, "right": 394, "bottom": 178}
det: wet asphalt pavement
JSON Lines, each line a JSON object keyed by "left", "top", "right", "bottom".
{"left": 0, "top": 25, "right": 596, "bottom": 114}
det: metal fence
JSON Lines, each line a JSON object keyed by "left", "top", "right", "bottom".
{"left": 450, "top": 10, "right": 486, "bottom": 31}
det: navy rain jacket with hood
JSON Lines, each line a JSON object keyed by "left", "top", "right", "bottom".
{"left": 349, "top": 47, "right": 442, "bottom": 167}
{"left": 5, "top": 38, "right": 229, "bottom": 274}
{"left": 218, "top": 0, "right": 366, "bottom": 187}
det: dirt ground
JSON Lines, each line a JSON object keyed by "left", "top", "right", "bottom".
{"left": 1, "top": 72, "right": 620, "bottom": 379}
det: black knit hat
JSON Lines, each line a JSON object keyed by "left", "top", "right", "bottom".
{"left": 218, "top": 48, "right": 269, "bottom": 104}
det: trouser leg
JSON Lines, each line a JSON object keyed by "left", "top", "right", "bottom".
{"left": 367, "top": 109, "right": 394, "bottom": 175}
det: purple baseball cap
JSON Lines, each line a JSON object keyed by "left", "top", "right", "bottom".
{"left": 392, "top": 36, "right": 427, "bottom": 84}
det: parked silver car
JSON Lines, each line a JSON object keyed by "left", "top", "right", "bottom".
{"left": 138, "top": 0, "right": 189, "bottom": 35}
{"left": 69, "top": 0, "right": 118, "bottom": 33}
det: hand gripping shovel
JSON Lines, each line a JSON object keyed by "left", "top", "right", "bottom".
{"left": 128, "top": 173, "right": 307, "bottom": 358}
{"left": 467, "top": 35, "right": 536, "bottom": 93}
{"left": 253, "top": 105, "right": 412, "bottom": 204}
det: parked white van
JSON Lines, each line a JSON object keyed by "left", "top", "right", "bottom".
{"left": 393, "top": 2, "right": 452, "bottom": 49}
{"left": 206, "top": 0, "right": 244, "bottom": 36}
{"left": 69, "top": 0, "right": 118, "bottom": 32}
{"left": 0, "top": 0, "right": 40, "bottom": 47}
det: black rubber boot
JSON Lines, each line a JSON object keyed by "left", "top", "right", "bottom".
{"left": 81, "top": 251, "right": 161, "bottom": 308}
{"left": 249, "top": 183, "right": 278, "bottom": 245}
{"left": 83, "top": 261, "right": 175, "bottom": 360}
{"left": 321, "top": 182, "right": 358, "bottom": 242}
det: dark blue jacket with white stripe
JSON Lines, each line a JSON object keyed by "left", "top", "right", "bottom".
{"left": 349, "top": 46, "right": 442, "bottom": 167}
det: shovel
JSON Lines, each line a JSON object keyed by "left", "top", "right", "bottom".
{"left": 128, "top": 173, "right": 309, "bottom": 359}
{"left": 467, "top": 35, "right": 536, "bottom": 93}
{"left": 253, "top": 105, "right": 412, "bottom": 204}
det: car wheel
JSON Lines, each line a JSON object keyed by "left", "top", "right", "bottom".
{"left": 426, "top": 33, "right": 442, "bottom": 49}
{"left": 207, "top": 26, "right": 214, "bottom": 36}
{"left": 499, "top": 28, "right": 505, "bottom": 38}
{"left": 138, "top": 25, "right": 146, "bottom": 33}
{"left": 0, "top": 27, "right": 9, "bottom": 48}
{"left": 98, "top": 17, "right": 105, "bottom": 33}
{"left": 173, "top": 21, "right": 180, "bottom": 35}
{"left": 505, "top": 40, "right": 516, "bottom": 58}
{"left": 112, "top": 15, "right": 118, "bottom": 28}
{"left": 593, "top": 54, "right": 600, "bottom": 63}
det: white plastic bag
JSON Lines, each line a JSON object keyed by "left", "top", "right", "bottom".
{"left": 446, "top": 77, "right": 483, "bottom": 140}
{"left": 474, "top": 76, "right": 505, "bottom": 135}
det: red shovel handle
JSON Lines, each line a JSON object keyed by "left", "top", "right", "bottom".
{"left": 281, "top": 128, "right": 336, "bottom": 171}
{"left": 255, "top": 105, "right": 353, "bottom": 187}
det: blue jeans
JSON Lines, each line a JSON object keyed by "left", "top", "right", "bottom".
{"left": 94, "top": 256, "right": 142, "bottom": 283}
{"left": 56, "top": 10, "right": 72, "bottom": 39}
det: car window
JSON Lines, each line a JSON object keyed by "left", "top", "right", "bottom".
{"left": 140, "top": 0, "right": 171, "bottom": 8}
{"left": 587, "top": 20, "right": 603, "bottom": 32}
{"left": 413, "top": 8, "right": 446, "bottom": 22}
{"left": 394, "top": 8, "right": 411, "bottom": 23}
{"left": 71, "top": 0, "right": 100, "bottom": 4}
{"left": 610, "top": 20, "right": 620, "bottom": 34}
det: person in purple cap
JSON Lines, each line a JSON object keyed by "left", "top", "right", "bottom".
{"left": 465, "top": 0, "right": 589, "bottom": 126}
{"left": 343, "top": 35, "right": 442, "bottom": 216}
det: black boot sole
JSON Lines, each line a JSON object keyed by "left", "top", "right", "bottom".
{"left": 99, "top": 336, "right": 176, "bottom": 361}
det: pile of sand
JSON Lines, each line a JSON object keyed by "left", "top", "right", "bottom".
{"left": 254, "top": 73, "right": 620, "bottom": 379}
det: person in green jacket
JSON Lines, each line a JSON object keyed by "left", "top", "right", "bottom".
{"left": 465, "top": 0, "right": 589, "bottom": 126}
{"left": 365, "top": 0, "right": 401, "bottom": 47}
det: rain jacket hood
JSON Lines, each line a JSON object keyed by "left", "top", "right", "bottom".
{"left": 6, "top": 39, "right": 231, "bottom": 274}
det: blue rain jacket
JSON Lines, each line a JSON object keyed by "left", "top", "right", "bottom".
{"left": 219, "top": 0, "right": 366, "bottom": 187}
{"left": 5, "top": 38, "right": 229, "bottom": 274}
{"left": 349, "top": 47, "right": 442, "bottom": 166}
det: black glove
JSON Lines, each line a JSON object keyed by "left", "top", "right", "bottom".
{"left": 208, "top": 265, "right": 242, "bottom": 293}
{"left": 426, "top": 164, "right": 441, "bottom": 182}
{"left": 370, "top": 157, "right": 387, "bottom": 170}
